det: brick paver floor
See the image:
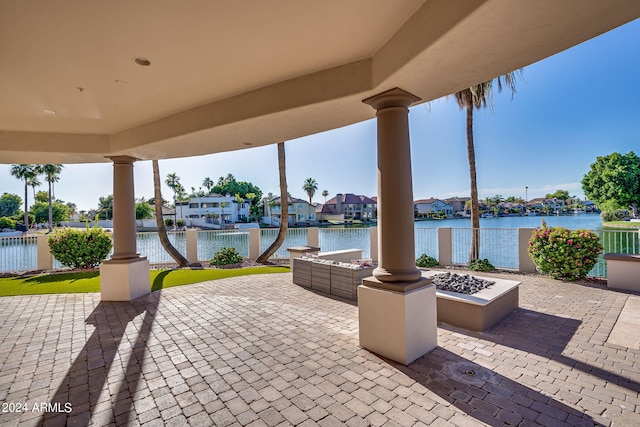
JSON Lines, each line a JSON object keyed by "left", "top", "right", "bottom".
{"left": 0, "top": 271, "right": 639, "bottom": 426}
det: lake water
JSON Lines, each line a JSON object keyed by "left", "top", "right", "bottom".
{"left": 413, "top": 213, "right": 604, "bottom": 230}
{"left": 2, "top": 213, "right": 633, "bottom": 276}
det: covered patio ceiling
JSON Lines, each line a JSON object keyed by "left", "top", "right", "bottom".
{"left": 1, "top": 0, "right": 639, "bottom": 164}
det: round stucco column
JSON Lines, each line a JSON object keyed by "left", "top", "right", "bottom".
{"left": 108, "top": 156, "right": 139, "bottom": 260}
{"left": 363, "top": 88, "right": 421, "bottom": 285}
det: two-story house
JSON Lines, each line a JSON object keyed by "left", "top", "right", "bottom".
{"left": 263, "top": 196, "right": 316, "bottom": 225}
{"left": 180, "top": 194, "right": 250, "bottom": 224}
{"left": 414, "top": 198, "right": 453, "bottom": 217}
{"left": 317, "top": 193, "right": 377, "bottom": 221}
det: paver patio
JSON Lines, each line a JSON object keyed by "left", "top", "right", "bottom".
{"left": 0, "top": 271, "right": 638, "bottom": 426}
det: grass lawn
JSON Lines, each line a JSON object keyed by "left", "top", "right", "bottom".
{"left": 0, "top": 266, "right": 290, "bottom": 297}
{"left": 603, "top": 221, "right": 640, "bottom": 229}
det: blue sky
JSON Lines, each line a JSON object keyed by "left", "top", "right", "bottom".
{"left": 2, "top": 19, "right": 639, "bottom": 211}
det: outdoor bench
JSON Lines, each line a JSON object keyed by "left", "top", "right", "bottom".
{"left": 604, "top": 253, "right": 640, "bottom": 291}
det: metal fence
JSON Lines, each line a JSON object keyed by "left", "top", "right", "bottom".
{"left": 260, "top": 228, "right": 308, "bottom": 258}
{"left": 414, "top": 228, "right": 438, "bottom": 259}
{"left": 319, "top": 228, "right": 371, "bottom": 258}
{"left": 2, "top": 227, "right": 640, "bottom": 276}
{"left": 0, "top": 235, "right": 38, "bottom": 272}
{"left": 197, "top": 230, "right": 249, "bottom": 261}
{"left": 589, "top": 229, "right": 640, "bottom": 278}
{"left": 451, "top": 228, "right": 520, "bottom": 269}
{"left": 135, "top": 231, "right": 186, "bottom": 264}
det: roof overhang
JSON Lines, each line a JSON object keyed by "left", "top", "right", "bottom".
{"left": 1, "top": 0, "right": 639, "bottom": 164}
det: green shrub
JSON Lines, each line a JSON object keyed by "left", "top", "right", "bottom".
{"left": 210, "top": 247, "right": 243, "bottom": 266}
{"left": 0, "top": 216, "right": 16, "bottom": 229}
{"left": 528, "top": 221, "right": 602, "bottom": 280}
{"left": 164, "top": 218, "right": 174, "bottom": 227}
{"left": 601, "top": 209, "right": 630, "bottom": 222}
{"left": 48, "top": 227, "right": 113, "bottom": 269}
{"left": 416, "top": 254, "right": 438, "bottom": 268}
{"left": 176, "top": 219, "right": 185, "bottom": 227}
{"left": 468, "top": 258, "right": 495, "bottom": 272}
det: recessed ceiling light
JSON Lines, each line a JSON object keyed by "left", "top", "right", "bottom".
{"left": 43, "top": 108, "right": 56, "bottom": 115}
{"left": 134, "top": 57, "right": 151, "bottom": 66}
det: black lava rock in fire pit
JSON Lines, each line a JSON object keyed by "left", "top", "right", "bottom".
{"left": 431, "top": 272, "right": 495, "bottom": 295}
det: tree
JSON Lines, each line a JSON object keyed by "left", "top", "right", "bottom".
{"left": 212, "top": 175, "right": 262, "bottom": 201}
{"left": 98, "top": 195, "right": 114, "bottom": 220}
{"left": 245, "top": 192, "right": 259, "bottom": 221}
{"left": 302, "top": 178, "right": 318, "bottom": 204}
{"left": 135, "top": 202, "right": 154, "bottom": 220}
{"left": 35, "top": 190, "right": 49, "bottom": 203}
{"left": 66, "top": 202, "right": 77, "bottom": 219}
{"left": 234, "top": 193, "right": 244, "bottom": 221}
{"left": 30, "top": 201, "right": 69, "bottom": 225}
{"left": 452, "top": 71, "right": 520, "bottom": 261}
{"left": 27, "top": 175, "right": 41, "bottom": 200}
{"left": 582, "top": 151, "right": 640, "bottom": 217}
{"left": 165, "top": 172, "right": 182, "bottom": 227}
{"left": 39, "top": 164, "right": 64, "bottom": 232}
{"left": 152, "top": 161, "right": 189, "bottom": 267}
{"left": 545, "top": 190, "right": 570, "bottom": 201}
{"left": 220, "top": 201, "right": 229, "bottom": 224}
{"left": 0, "top": 193, "right": 22, "bottom": 218}
{"left": 257, "top": 142, "right": 288, "bottom": 263}
{"left": 322, "top": 190, "right": 329, "bottom": 202}
{"left": 10, "top": 164, "right": 38, "bottom": 229}
{"left": 264, "top": 192, "right": 276, "bottom": 226}
{"left": 202, "top": 177, "right": 214, "bottom": 194}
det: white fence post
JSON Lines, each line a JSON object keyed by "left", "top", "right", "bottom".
{"left": 438, "top": 227, "right": 452, "bottom": 266}
{"left": 249, "top": 228, "right": 261, "bottom": 259}
{"left": 369, "top": 226, "right": 378, "bottom": 262}
{"left": 308, "top": 227, "right": 319, "bottom": 248}
{"left": 37, "top": 234, "right": 53, "bottom": 270}
{"left": 186, "top": 229, "right": 198, "bottom": 263}
{"left": 518, "top": 228, "right": 537, "bottom": 273}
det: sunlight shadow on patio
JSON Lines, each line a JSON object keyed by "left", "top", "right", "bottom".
{"left": 393, "top": 347, "right": 596, "bottom": 426}
{"left": 449, "top": 307, "right": 640, "bottom": 395}
{"left": 41, "top": 293, "right": 160, "bottom": 425}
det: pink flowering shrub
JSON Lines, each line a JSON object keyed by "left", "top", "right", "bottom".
{"left": 528, "top": 220, "right": 603, "bottom": 280}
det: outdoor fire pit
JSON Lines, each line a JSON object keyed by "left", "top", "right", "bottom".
{"left": 421, "top": 270, "right": 520, "bottom": 332}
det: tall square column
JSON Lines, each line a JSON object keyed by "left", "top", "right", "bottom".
{"left": 100, "top": 156, "right": 150, "bottom": 301}
{"left": 359, "top": 88, "right": 437, "bottom": 365}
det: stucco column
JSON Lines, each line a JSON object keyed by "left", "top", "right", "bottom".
{"left": 109, "top": 156, "right": 139, "bottom": 259}
{"left": 100, "top": 156, "right": 150, "bottom": 301}
{"left": 358, "top": 88, "right": 436, "bottom": 365}
{"left": 363, "top": 88, "right": 422, "bottom": 291}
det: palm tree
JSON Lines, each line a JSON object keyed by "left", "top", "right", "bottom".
{"left": 202, "top": 177, "right": 214, "bottom": 194}
{"left": 40, "top": 164, "right": 63, "bottom": 232}
{"left": 245, "top": 192, "right": 257, "bottom": 221}
{"left": 27, "top": 175, "right": 41, "bottom": 201}
{"left": 453, "top": 71, "right": 520, "bottom": 261}
{"left": 165, "top": 172, "right": 181, "bottom": 228}
{"left": 322, "top": 190, "right": 329, "bottom": 202}
{"left": 234, "top": 193, "right": 244, "bottom": 222}
{"left": 66, "top": 202, "right": 77, "bottom": 219}
{"left": 220, "top": 201, "right": 228, "bottom": 225}
{"left": 257, "top": 142, "right": 288, "bottom": 263}
{"left": 302, "top": 178, "right": 318, "bottom": 204}
{"left": 152, "top": 161, "right": 189, "bottom": 267}
{"left": 10, "top": 164, "right": 37, "bottom": 229}
{"left": 264, "top": 192, "right": 276, "bottom": 226}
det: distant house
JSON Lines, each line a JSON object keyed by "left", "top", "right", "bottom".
{"left": 316, "top": 193, "right": 377, "bottom": 221}
{"left": 264, "top": 196, "right": 316, "bottom": 224}
{"left": 414, "top": 198, "right": 453, "bottom": 217}
{"left": 443, "top": 197, "right": 470, "bottom": 216}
